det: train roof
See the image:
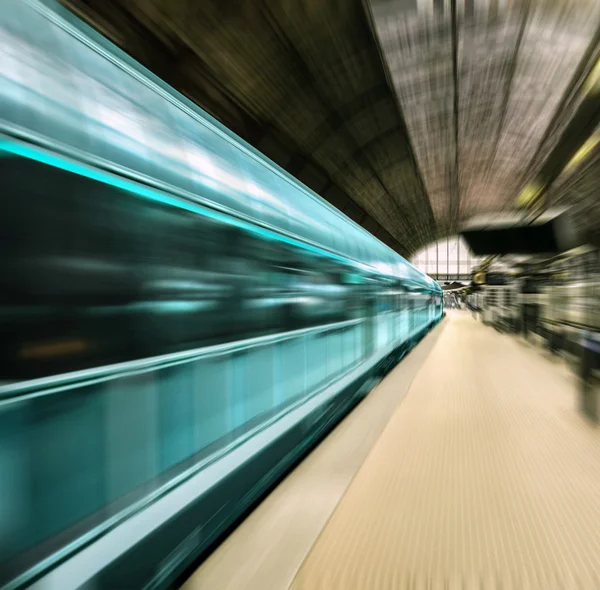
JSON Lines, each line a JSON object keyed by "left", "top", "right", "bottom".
{"left": 0, "top": 0, "right": 439, "bottom": 294}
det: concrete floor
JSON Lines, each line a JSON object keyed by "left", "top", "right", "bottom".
{"left": 291, "top": 311, "right": 600, "bottom": 589}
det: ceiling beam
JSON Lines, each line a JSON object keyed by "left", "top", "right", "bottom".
{"left": 362, "top": 0, "right": 437, "bottom": 237}
{"left": 482, "top": 1, "right": 530, "bottom": 190}
{"left": 449, "top": 0, "right": 460, "bottom": 233}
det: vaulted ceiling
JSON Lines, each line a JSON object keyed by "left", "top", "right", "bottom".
{"left": 61, "top": 0, "right": 600, "bottom": 257}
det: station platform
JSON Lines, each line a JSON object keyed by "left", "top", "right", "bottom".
{"left": 184, "top": 311, "right": 600, "bottom": 590}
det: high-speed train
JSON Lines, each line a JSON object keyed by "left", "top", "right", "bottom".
{"left": 0, "top": 2, "right": 441, "bottom": 379}
{"left": 0, "top": 1, "right": 441, "bottom": 588}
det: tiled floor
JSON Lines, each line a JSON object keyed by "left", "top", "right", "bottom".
{"left": 290, "top": 311, "right": 600, "bottom": 590}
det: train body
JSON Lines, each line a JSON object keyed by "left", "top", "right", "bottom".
{"left": 0, "top": 1, "right": 441, "bottom": 588}
{"left": 0, "top": 0, "right": 440, "bottom": 379}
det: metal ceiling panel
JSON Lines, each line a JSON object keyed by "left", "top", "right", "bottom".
{"left": 369, "top": 0, "right": 600, "bottom": 233}
{"left": 369, "top": 1, "right": 455, "bottom": 227}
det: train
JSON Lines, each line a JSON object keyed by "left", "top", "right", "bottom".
{"left": 0, "top": 4, "right": 441, "bottom": 379}
{"left": 0, "top": 1, "right": 442, "bottom": 588}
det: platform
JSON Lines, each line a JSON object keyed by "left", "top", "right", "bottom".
{"left": 185, "top": 311, "right": 600, "bottom": 590}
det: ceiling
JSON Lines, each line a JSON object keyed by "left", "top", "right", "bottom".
{"left": 60, "top": 0, "right": 600, "bottom": 257}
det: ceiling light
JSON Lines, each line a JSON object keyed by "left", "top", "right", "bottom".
{"left": 583, "top": 57, "right": 600, "bottom": 95}
{"left": 516, "top": 182, "right": 544, "bottom": 209}
{"left": 564, "top": 132, "right": 600, "bottom": 172}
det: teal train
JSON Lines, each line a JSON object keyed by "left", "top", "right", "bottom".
{"left": 0, "top": 1, "right": 442, "bottom": 588}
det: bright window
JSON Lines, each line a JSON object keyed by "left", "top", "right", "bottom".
{"left": 411, "top": 236, "right": 483, "bottom": 280}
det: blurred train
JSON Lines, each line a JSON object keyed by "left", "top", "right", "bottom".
{"left": 0, "top": 0, "right": 441, "bottom": 381}
{"left": 0, "top": 146, "right": 440, "bottom": 380}
{"left": 0, "top": 1, "right": 442, "bottom": 589}
{"left": 1, "top": 157, "right": 386, "bottom": 379}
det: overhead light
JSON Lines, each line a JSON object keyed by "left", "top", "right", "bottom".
{"left": 564, "top": 132, "right": 600, "bottom": 172}
{"left": 516, "top": 182, "right": 544, "bottom": 209}
{"left": 583, "top": 57, "right": 600, "bottom": 95}
{"left": 473, "top": 271, "right": 486, "bottom": 285}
